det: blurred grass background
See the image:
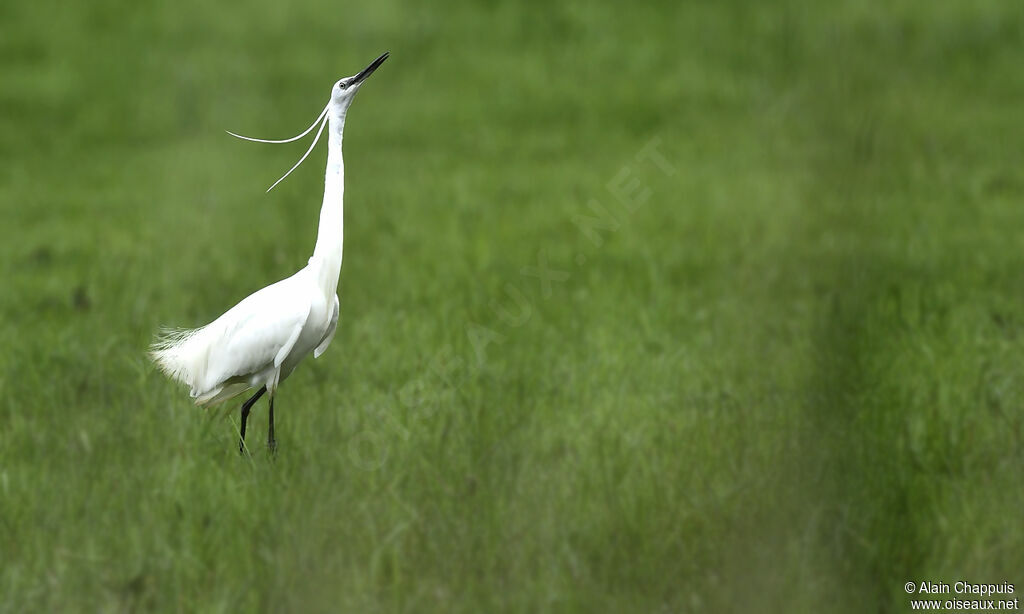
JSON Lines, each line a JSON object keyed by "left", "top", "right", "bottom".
{"left": 2, "top": 0, "right": 1023, "bottom": 611}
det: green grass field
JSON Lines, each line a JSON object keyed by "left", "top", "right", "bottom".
{"left": 2, "top": 0, "right": 1023, "bottom": 611}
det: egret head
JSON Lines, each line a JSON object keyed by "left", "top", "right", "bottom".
{"left": 227, "top": 51, "right": 390, "bottom": 192}
{"left": 331, "top": 51, "right": 389, "bottom": 108}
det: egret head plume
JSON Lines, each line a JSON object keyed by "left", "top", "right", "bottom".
{"left": 226, "top": 102, "right": 330, "bottom": 192}
{"left": 226, "top": 51, "right": 390, "bottom": 193}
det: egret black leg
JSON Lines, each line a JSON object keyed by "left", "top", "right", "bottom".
{"left": 239, "top": 385, "right": 267, "bottom": 454}
{"left": 267, "top": 395, "right": 277, "bottom": 455}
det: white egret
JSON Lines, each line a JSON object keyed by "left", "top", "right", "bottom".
{"left": 151, "top": 52, "right": 390, "bottom": 453}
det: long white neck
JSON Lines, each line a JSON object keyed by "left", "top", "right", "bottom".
{"left": 309, "top": 103, "right": 347, "bottom": 297}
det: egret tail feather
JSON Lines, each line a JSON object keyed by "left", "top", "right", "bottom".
{"left": 150, "top": 326, "right": 215, "bottom": 401}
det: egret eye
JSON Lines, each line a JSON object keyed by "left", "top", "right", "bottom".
{"left": 337, "top": 81, "right": 347, "bottom": 90}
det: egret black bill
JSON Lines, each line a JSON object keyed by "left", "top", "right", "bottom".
{"left": 352, "top": 52, "right": 389, "bottom": 85}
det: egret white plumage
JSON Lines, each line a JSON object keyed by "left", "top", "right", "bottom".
{"left": 151, "top": 52, "right": 389, "bottom": 453}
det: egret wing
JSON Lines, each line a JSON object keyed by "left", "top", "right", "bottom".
{"left": 199, "top": 278, "right": 313, "bottom": 393}
{"left": 314, "top": 295, "right": 340, "bottom": 358}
